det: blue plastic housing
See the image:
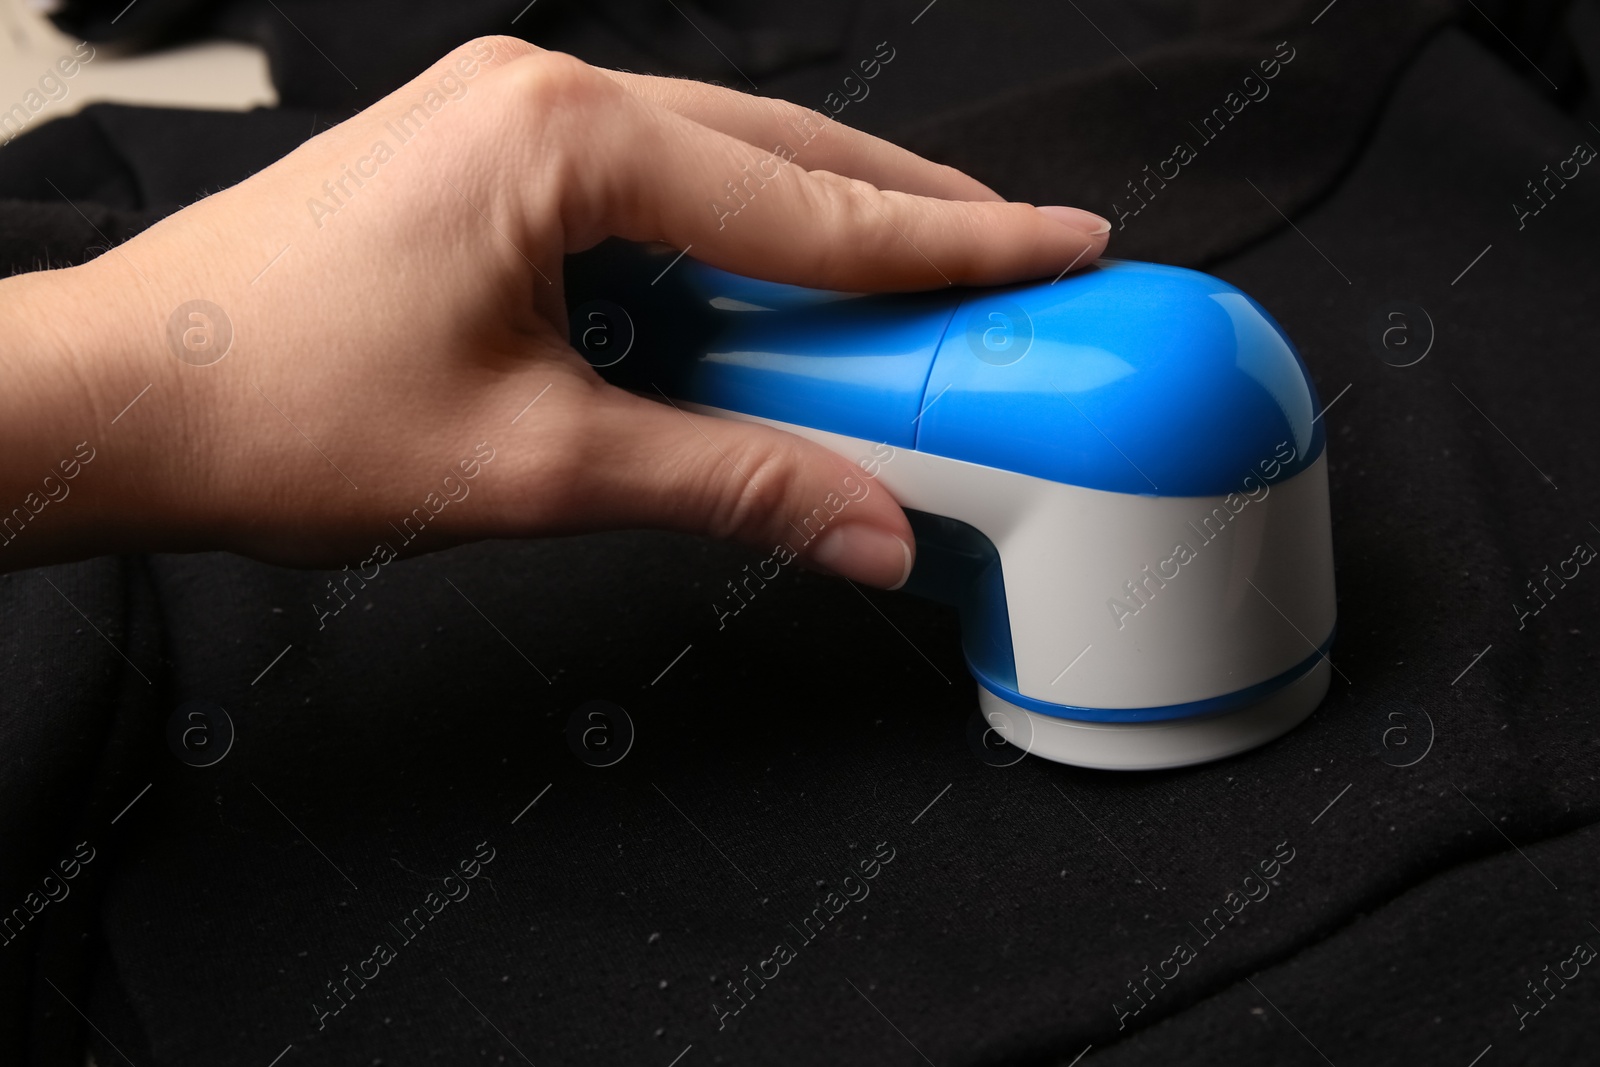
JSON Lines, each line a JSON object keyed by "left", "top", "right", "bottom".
{"left": 567, "top": 242, "right": 1324, "bottom": 497}
{"left": 920, "top": 263, "right": 1323, "bottom": 496}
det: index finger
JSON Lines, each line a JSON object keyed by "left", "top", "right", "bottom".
{"left": 594, "top": 67, "right": 1006, "bottom": 204}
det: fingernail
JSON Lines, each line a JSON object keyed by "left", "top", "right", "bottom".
{"left": 1037, "top": 205, "right": 1112, "bottom": 236}
{"left": 811, "top": 523, "right": 914, "bottom": 590}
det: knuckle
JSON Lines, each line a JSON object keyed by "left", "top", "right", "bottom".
{"left": 802, "top": 169, "right": 904, "bottom": 269}
{"left": 452, "top": 35, "right": 538, "bottom": 70}
{"left": 495, "top": 50, "right": 615, "bottom": 113}
{"left": 706, "top": 443, "right": 803, "bottom": 545}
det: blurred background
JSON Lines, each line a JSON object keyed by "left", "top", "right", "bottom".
{"left": 0, "top": 0, "right": 272, "bottom": 113}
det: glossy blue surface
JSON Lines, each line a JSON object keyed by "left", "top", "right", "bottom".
{"left": 568, "top": 244, "right": 952, "bottom": 448}
{"left": 924, "top": 262, "right": 1324, "bottom": 495}
{"left": 568, "top": 244, "right": 1324, "bottom": 496}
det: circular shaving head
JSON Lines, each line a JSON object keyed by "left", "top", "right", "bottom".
{"left": 978, "top": 659, "right": 1330, "bottom": 771}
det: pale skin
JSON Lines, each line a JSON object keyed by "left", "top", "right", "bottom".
{"left": 0, "top": 36, "right": 1109, "bottom": 586}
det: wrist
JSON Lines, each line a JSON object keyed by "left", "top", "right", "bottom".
{"left": 0, "top": 259, "right": 196, "bottom": 567}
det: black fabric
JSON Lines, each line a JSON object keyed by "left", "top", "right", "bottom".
{"left": 3, "top": 1, "right": 1599, "bottom": 1065}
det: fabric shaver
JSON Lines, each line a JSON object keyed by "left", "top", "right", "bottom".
{"left": 565, "top": 241, "right": 1336, "bottom": 770}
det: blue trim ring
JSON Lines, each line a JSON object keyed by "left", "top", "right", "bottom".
{"left": 973, "top": 630, "right": 1336, "bottom": 724}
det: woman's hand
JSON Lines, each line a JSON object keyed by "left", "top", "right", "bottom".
{"left": 0, "top": 37, "right": 1109, "bottom": 585}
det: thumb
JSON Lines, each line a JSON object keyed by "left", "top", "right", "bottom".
{"left": 583, "top": 386, "right": 915, "bottom": 589}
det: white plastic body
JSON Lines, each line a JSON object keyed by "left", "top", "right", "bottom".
{"left": 688, "top": 405, "right": 1338, "bottom": 770}
{"left": 978, "top": 661, "right": 1330, "bottom": 770}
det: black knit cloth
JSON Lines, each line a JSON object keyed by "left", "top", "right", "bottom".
{"left": 2, "top": 1, "right": 1598, "bottom": 1064}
